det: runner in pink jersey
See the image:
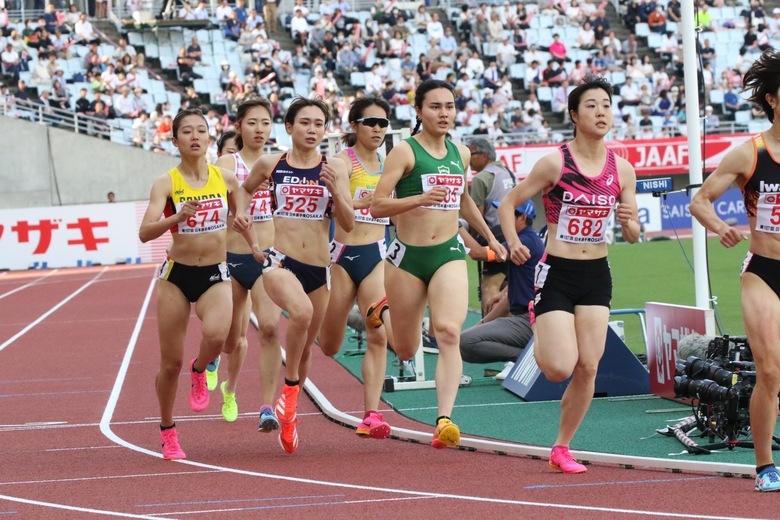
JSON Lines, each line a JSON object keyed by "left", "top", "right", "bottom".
{"left": 498, "top": 76, "right": 640, "bottom": 474}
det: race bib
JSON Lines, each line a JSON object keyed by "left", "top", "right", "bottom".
{"left": 755, "top": 192, "right": 780, "bottom": 233}
{"left": 249, "top": 189, "right": 273, "bottom": 222}
{"left": 354, "top": 187, "right": 389, "bottom": 225}
{"left": 555, "top": 203, "right": 612, "bottom": 243}
{"left": 176, "top": 197, "right": 228, "bottom": 234}
{"left": 421, "top": 174, "right": 464, "bottom": 211}
{"left": 385, "top": 239, "right": 407, "bottom": 268}
{"left": 274, "top": 183, "right": 330, "bottom": 220}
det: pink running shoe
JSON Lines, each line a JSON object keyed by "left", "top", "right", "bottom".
{"left": 189, "top": 358, "right": 209, "bottom": 412}
{"left": 160, "top": 427, "right": 186, "bottom": 460}
{"left": 549, "top": 445, "right": 587, "bottom": 474}
{"left": 355, "top": 412, "right": 391, "bottom": 439}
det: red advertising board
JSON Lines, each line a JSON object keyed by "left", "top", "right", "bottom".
{"left": 495, "top": 134, "right": 749, "bottom": 178}
{"left": 645, "top": 302, "right": 716, "bottom": 399}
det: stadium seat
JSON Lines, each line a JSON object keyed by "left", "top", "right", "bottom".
{"left": 634, "top": 23, "right": 650, "bottom": 37}
{"left": 350, "top": 71, "right": 366, "bottom": 87}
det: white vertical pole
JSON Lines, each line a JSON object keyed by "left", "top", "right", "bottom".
{"left": 680, "top": 0, "right": 710, "bottom": 309}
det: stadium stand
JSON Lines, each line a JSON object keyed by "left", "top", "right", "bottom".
{"left": 2, "top": 0, "right": 779, "bottom": 157}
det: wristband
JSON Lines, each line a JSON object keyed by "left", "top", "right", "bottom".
{"left": 485, "top": 247, "right": 497, "bottom": 262}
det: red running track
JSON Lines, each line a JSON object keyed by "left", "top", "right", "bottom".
{"left": 0, "top": 266, "right": 771, "bottom": 519}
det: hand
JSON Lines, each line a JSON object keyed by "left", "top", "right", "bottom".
{"left": 420, "top": 187, "right": 448, "bottom": 207}
{"left": 615, "top": 202, "right": 635, "bottom": 226}
{"left": 177, "top": 200, "right": 199, "bottom": 222}
{"left": 507, "top": 236, "right": 531, "bottom": 265}
{"left": 488, "top": 238, "right": 507, "bottom": 262}
{"left": 320, "top": 163, "right": 339, "bottom": 195}
{"left": 232, "top": 213, "right": 251, "bottom": 232}
{"left": 354, "top": 191, "right": 373, "bottom": 210}
{"left": 251, "top": 245, "right": 267, "bottom": 263}
{"left": 485, "top": 292, "right": 504, "bottom": 314}
{"left": 719, "top": 226, "right": 748, "bottom": 248}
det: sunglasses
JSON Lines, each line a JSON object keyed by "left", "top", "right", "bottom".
{"left": 356, "top": 117, "right": 389, "bottom": 128}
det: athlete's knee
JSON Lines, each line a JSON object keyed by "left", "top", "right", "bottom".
{"left": 224, "top": 335, "right": 247, "bottom": 354}
{"left": 393, "top": 344, "right": 418, "bottom": 361}
{"left": 318, "top": 338, "right": 340, "bottom": 357}
{"left": 287, "top": 300, "right": 314, "bottom": 327}
{"left": 756, "top": 362, "right": 780, "bottom": 390}
{"left": 158, "top": 357, "right": 183, "bottom": 378}
{"left": 365, "top": 328, "right": 388, "bottom": 351}
{"left": 258, "top": 320, "right": 279, "bottom": 346}
{"left": 431, "top": 323, "right": 460, "bottom": 348}
{"left": 572, "top": 360, "right": 599, "bottom": 381}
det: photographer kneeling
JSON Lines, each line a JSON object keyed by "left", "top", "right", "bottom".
{"left": 458, "top": 200, "right": 544, "bottom": 379}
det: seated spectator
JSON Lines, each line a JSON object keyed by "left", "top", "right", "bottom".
{"left": 193, "top": 1, "right": 210, "bottom": 20}
{"left": 487, "top": 12, "right": 504, "bottom": 42}
{"left": 622, "top": 33, "right": 638, "bottom": 59}
{"left": 440, "top": 25, "right": 457, "bottom": 57}
{"left": 186, "top": 36, "right": 202, "bottom": 62}
{"left": 458, "top": 201, "right": 543, "bottom": 376}
{"left": 647, "top": 5, "right": 667, "bottom": 33}
{"left": 574, "top": 21, "right": 596, "bottom": 50}
{"left": 723, "top": 85, "right": 750, "bottom": 115}
{"left": 704, "top": 105, "right": 720, "bottom": 132}
{"left": 73, "top": 13, "right": 99, "bottom": 45}
{"left": 549, "top": 33, "right": 567, "bottom": 63}
{"left": 667, "top": 0, "right": 682, "bottom": 23}
{"left": 592, "top": 10, "right": 611, "bottom": 41}
{"left": 620, "top": 76, "right": 641, "bottom": 105}
{"left": 541, "top": 59, "right": 565, "bottom": 87}
{"left": 335, "top": 41, "right": 360, "bottom": 79}
{"left": 155, "top": 114, "right": 174, "bottom": 140}
{"left": 215, "top": 0, "right": 233, "bottom": 23}
{"left": 50, "top": 78, "right": 69, "bottom": 109}
{"left": 51, "top": 29, "right": 72, "bottom": 59}
{"left": 427, "top": 11, "right": 444, "bottom": 42}
{"left": 698, "top": 38, "right": 715, "bottom": 66}
{"left": 695, "top": 3, "right": 714, "bottom": 32}
{"left": 552, "top": 80, "right": 570, "bottom": 121}
{"left": 524, "top": 59, "right": 543, "bottom": 93}
{"left": 224, "top": 12, "right": 241, "bottom": 41}
{"left": 638, "top": 110, "right": 655, "bottom": 138}
{"left": 31, "top": 54, "right": 52, "bottom": 85}
{"left": 2, "top": 42, "right": 20, "bottom": 82}
{"left": 566, "top": 0, "right": 586, "bottom": 25}
{"left": 414, "top": 4, "right": 432, "bottom": 34}
{"left": 661, "top": 113, "right": 678, "bottom": 137}
{"left": 177, "top": 46, "right": 201, "bottom": 88}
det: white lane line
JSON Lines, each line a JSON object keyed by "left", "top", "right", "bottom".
{"left": 0, "top": 267, "right": 108, "bottom": 353}
{"left": 0, "top": 269, "right": 58, "bottom": 301}
{"left": 0, "top": 494, "right": 160, "bottom": 519}
{"left": 146, "top": 495, "right": 433, "bottom": 516}
{"left": 95, "top": 276, "right": 762, "bottom": 520}
{"left": 0, "top": 470, "right": 221, "bottom": 487}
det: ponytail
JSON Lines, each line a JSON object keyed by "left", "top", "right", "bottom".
{"left": 412, "top": 116, "right": 422, "bottom": 135}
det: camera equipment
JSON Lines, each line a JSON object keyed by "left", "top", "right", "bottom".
{"left": 660, "top": 335, "right": 779, "bottom": 454}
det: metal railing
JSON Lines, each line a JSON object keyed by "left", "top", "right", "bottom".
{"left": 1, "top": 97, "right": 124, "bottom": 140}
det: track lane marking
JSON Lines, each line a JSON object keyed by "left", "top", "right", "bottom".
{"left": 0, "top": 268, "right": 108, "bottom": 353}
{"left": 94, "top": 273, "right": 765, "bottom": 520}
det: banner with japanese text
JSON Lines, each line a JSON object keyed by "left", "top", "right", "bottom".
{"left": 495, "top": 134, "right": 748, "bottom": 178}
{"left": 0, "top": 202, "right": 168, "bottom": 270}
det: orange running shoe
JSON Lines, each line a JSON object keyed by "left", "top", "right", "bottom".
{"left": 275, "top": 384, "right": 300, "bottom": 454}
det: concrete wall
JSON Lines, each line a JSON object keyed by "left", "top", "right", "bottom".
{"left": 0, "top": 117, "right": 179, "bottom": 208}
